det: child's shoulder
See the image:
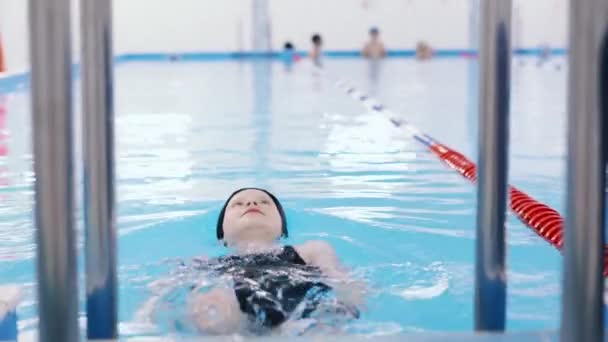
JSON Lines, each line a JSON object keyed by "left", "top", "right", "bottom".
{"left": 294, "top": 240, "right": 337, "bottom": 264}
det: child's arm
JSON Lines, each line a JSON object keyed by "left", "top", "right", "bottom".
{"left": 362, "top": 43, "right": 371, "bottom": 57}
{"left": 295, "top": 240, "right": 368, "bottom": 309}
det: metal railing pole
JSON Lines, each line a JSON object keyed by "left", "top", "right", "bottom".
{"left": 28, "top": 0, "right": 79, "bottom": 340}
{"left": 80, "top": 0, "right": 118, "bottom": 339}
{"left": 560, "top": 0, "right": 608, "bottom": 341}
{"left": 475, "top": 0, "right": 511, "bottom": 331}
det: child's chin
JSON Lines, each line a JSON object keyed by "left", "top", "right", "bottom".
{"left": 238, "top": 222, "right": 268, "bottom": 233}
{"left": 238, "top": 226, "right": 280, "bottom": 242}
{"left": 243, "top": 214, "right": 278, "bottom": 227}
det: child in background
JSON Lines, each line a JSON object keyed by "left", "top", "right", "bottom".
{"left": 362, "top": 27, "right": 386, "bottom": 59}
{"left": 310, "top": 34, "right": 323, "bottom": 67}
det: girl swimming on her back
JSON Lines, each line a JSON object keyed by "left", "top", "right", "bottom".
{"left": 186, "top": 187, "right": 366, "bottom": 335}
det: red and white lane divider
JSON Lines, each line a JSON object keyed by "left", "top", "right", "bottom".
{"left": 330, "top": 77, "right": 608, "bottom": 277}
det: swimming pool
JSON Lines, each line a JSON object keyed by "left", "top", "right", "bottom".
{"left": 0, "top": 56, "right": 567, "bottom": 338}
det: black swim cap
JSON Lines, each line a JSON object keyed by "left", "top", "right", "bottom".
{"left": 216, "top": 188, "right": 288, "bottom": 241}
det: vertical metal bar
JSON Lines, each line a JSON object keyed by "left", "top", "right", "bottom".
{"left": 28, "top": 0, "right": 79, "bottom": 341}
{"left": 469, "top": 0, "right": 480, "bottom": 53}
{"left": 467, "top": 0, "right": 480, "bottom": 151}
{"left": 252, "top": 0, "right": 271, "bottom": 51}
{"left": 561, "top": 0, "right": 608, "bottom": 340}
{"left": 475, "top": 0, "right": 511, "bottom": 332}
{"left": 80, "top": 0, "right": 117, "bottom": 339}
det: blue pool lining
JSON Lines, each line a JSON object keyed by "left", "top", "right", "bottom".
{"left": 116, "top": 48, "right": 566, "bottom": 62}
{"left": 0, "top": 48, "right": 567, "bottom": 94}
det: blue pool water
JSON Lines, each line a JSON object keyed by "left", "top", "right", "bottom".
{"left": 0, "top": 56, "right": 567, "bottom": 338}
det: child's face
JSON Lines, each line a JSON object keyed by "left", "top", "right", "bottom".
{"left": 222, "top": 189, "right": 282, "bottom": 246}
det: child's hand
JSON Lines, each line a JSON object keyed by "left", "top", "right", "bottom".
{"left": 188, "top": 287, "right": 244, "bottom": 335}
{"left": 332, "top": 278, "right": 368, "bottom": 311}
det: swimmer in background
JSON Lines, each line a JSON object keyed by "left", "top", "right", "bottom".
{"left": 186, "top": 188, "right": 365, "bottom": 335}
{"left": 361, "top": 27, "right": 385, "bottom": 94}
{"left": 537, "top": 44, "right": 551, "bottom": 67}
{"left": 282, "top": 41, "right": 297, "bottom": 71}
{"left": 283, "top": 42, "right": 295, "bottom": 57}
{"left": 362, "top": 27, "right": 386, "bottom": 59}
{"left": 310, "top": 34, "right": 323, "bottom": 67}
{"left": 416, "top": 41, "right": 433, "bottom": 60}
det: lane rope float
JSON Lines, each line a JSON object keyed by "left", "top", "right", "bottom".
{"left": 324, "top": 73, "right": 608, "bottom": 276}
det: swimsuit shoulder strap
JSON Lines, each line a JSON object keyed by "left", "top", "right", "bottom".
{"left": 281, "top": 245, "right": 307, "bottom": 265}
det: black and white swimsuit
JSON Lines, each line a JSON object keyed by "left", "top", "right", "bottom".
{"left": 199, "top": 245, "right": 354, "bottom": 328}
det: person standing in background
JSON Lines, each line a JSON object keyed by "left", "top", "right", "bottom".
{"left": 416, "top": 41, "right": 433, "bottom": 60}
{"left": 362, "top": 27, "right": 386, "bottom": 59}
{"left": 0, "top": 34, "right": 6, "bottom": 73}
{"left": 310, "top": 34, "right": 323, "bottom": 67}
